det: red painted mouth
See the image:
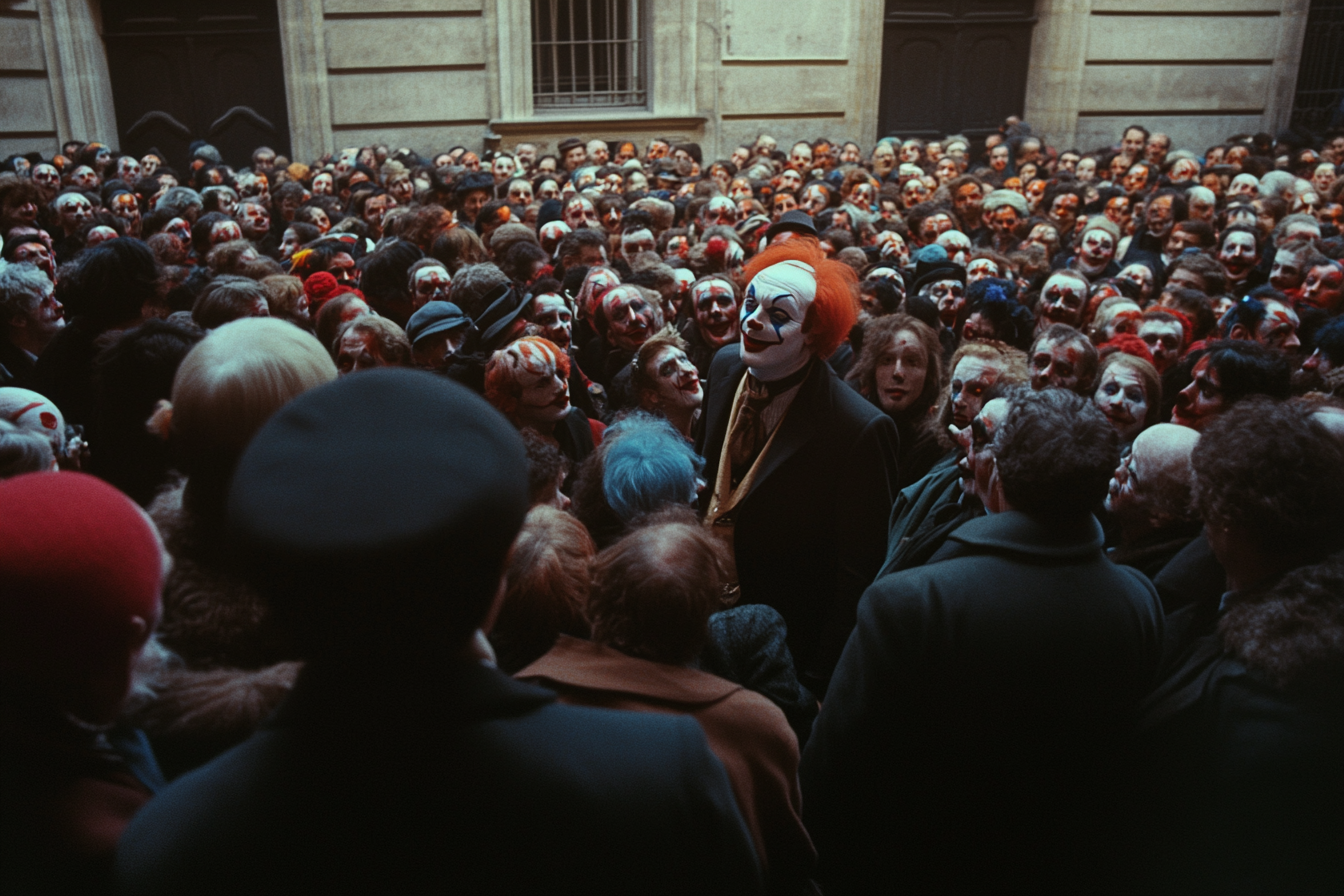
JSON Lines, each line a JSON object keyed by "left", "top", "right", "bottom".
{"left": 743, "top": 336, "right": 773, "bottom": 352}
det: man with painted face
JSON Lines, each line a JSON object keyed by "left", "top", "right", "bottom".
{"left": 698, "top": 239, "right": 899, "bottom": 696}
{"left": 978, "top": 189, "right": 1028, "bottom": 254}
{"left": 1066, "top": 216, "right": 1121, "bottom": 280}
{"left": 1216, "top": 224, "right": 1267, "bottom": 298}
{"left": 1104, "top": 423, "right": 1202, "bottom": 578}
{"left": 1030, "top": 323, "right": 1098, "bottom": 395}
{"left": 1034, "top": 269, "right": 1091, "bottom": 336}
{"left": 680, "top": 274, "right": 740, "bottom": 376}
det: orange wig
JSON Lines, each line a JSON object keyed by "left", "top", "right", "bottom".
{"left": 742, "top": 238, "right": 858, "bottom": 359}
{"left": 484, "top": 336, "right": 571, "bottom": 417}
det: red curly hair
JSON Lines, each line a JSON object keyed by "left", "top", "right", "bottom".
{"left": 742, "top": 238, "right": 858, "bottom": 359}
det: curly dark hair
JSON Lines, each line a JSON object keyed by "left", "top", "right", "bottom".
{"left": 1192, "top": 398, "right": 1344, "bottom": 558}
{"left": 1202, "top": 340, "right": 1292, "bottom": 404}
{"left": 993, "top": 388, "right": 1120, "bottom": 517}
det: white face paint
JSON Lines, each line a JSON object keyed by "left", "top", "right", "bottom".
{"left": 739, "top": 261, "right": 816, "bottom": 381}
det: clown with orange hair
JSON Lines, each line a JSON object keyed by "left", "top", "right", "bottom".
{"left": 697, "top": 237, "right": 900, "bottom": 697}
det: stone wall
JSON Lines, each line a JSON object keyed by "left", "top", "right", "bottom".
{"left": 1025, "top": 0, "right": 1310, "bottom": 156}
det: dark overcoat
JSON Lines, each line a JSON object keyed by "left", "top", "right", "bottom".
{"left": 697, "top": 345, "right": 899, "bottom": 695}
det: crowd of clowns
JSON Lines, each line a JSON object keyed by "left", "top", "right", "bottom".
{"left": 1, "top": 117, "right": 1342, "bottom": 894}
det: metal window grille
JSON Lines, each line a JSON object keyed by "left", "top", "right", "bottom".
{"left": 532, "top": 0, "right": 646, "bottom": 110}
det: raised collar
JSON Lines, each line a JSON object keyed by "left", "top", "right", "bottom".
{"left": 518, "top": 636, "right": 742, "bottom": 706}
{"left": 945, "top": 510, "right": 1105, "bottom": 561}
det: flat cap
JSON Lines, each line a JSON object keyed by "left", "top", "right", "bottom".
{"left": 405, "top": 301, "right": 470, "bottom": 345}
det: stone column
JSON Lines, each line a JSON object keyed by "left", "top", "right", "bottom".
{"left": 1022, "top": 0, "right": 1091, "bottom": 150}
{"left": 35, "top": 0, "right": 118, "bottom": 146}
{"left": 278, "top": 0, "right": 333, "bottom": 164}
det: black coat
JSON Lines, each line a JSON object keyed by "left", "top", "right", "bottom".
{"left": 801, "top": 511, "right": 1165, "bottom": 893}
{"left": 0, "top": 338, "right": 37, "bottom": 389}
{"left": 1129, "top": 552, "right": 1344, "bottom": 893}
{"left": 115, "top": 660, "right": 761, "bottom": 894}
{"left": 697, "top": 347, "right": 899, "bottom": 695}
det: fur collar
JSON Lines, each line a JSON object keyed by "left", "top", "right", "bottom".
{"left": 1218, "top": 551, "right": 1344, "bottom": 694}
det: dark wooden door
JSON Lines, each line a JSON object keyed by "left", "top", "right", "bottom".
{"left": 102, "top": 0, "right": 291, "bottom": 170}
{"left": 878, "top": 0, "right": 1036, "bottom": 143}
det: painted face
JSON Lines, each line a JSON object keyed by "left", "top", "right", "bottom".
{"left": 779, "top": 169, "right": 803, "bottom": 193}
{"left": 876, "top": 231, "right": 909, "bottom": 266}
{"left": 312, "top": 172, "right": 334, "bottom": 195}
{"left": 902, "top": 179, "right": 929, "bottom": 207}
{"left": 1050, "top": 193, "right": 1080, "bottom": 230}
{"left": 238, "top": 203, "right": 271, "bottom": 239}
{"left": 492, "top": 155, "right": 516, "bottom": 184}
{"left": 957, "top": 397, "right": 1009, "bottom": 505}
{"left": 1218, "top": 231, "right": 1259, "bottom": 279}
{"left": 210, "top": 220, "right": 243, "bottom": 245}
{"left": 924, "top": 279, "right": 965, "bottom": 328}
{"left": 1171, "top": 355, "right": 1223, "bottom": 430}
{"left": 1025, "top": 223, "right": 1058, "bottom": 253}
{"left": 1039, "top": 274, "right": 1087, "bottom": 328}
{"left": 31, "top": 164, "right": 59, "bottom": 191}
{"left": 140, "top": 155, "right": 160, "bottom": 177}
{"left": 12, "top": 241, "right": 56, "bottom": 281}
{"left": 1079, "top": 228, "right": 1116, "bottom": 268}
{"left": 704, "top": 196, "right": 738, "bottom": 227}
{"left": 336, "top": 329, "right": 386, "bottom": 375}
{"left": 1075, "top": 157, "right": 1097, "bottom": 182}
{"left": 872, "top": 143, "right": 896, "bottom": 176}
{"left": 57, "top": 194, "right": 93, "bottom": 232}
{"left": 601, "top": 286, "right": 657, "bottom": 352}
{"left": 24, "top": 278, "right": 65, "bottom": 338}
{"left": 772, "top": 193, "right": 798, "bottom": 219}
{"left": 563, "top": 197, "right": 599, "bottom": 230}
{"left": 1250, "top": 301, "right": 1301, "bottom": 352}
{"left": 1137, "top": 319, "right": 1184, "bottom": 373}
{"left": 949, "top": 357, "right": 1002, "bottom": 430}
{"left": 515, "top": 360, "right": 571, "bottom": 428}
{"left": 530, "top": 293, "right": 573, "bottom": 349}
{"left": 989, "top": 145, "right": 1009, "bottom": 171}
{"left": 1031, "top": 337, "right": 1087, "bottom": 393}
{"left": 644, "top": 345, "right": 703, "bottom": 414}
{"left": 389, "top": 175, "right": 414, "bottom": 205}
{"left": 874, "top": 329, "right": 928, "bottom": 416}
{"left": 411, "top": 266, "right": 452, "bottom": 308}
{"left": 1115, "top": 264, "right": 1153, "bottom": 303}
{"left": 71, "top": 165, "right": 99, "bottom": 189}
{"left": 920, "top": 213, "right": 954, "bottom": 244}
{"left": 1094, "top": 365, "right": 1149, "bottom": 444}
{"left": 1269, "top": 249, "right": 1306, "bottom": 292}
{"left": 1300, "top": 263, "right": 1344, "bottom": 313}
{"left": 966, "top": 258, "right": 1000, "bottom": 283}
{"left": 740, "top": 261, "right": 815, "bottom": 381}
{"left": 693, "top": 278, "right": 739, "bottom": 349}
{"left": 1229, "top": 173, "right": 1258, "bottom": 198}
{"left": 935, "top": 158, "right": 958, "bottom": 184}
{"left": 534, "top": 178, "right": 559, "bottom": 201}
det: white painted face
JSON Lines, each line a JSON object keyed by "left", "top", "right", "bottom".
{"left": 739, "top": 260, "right": 816, "bottom": 381}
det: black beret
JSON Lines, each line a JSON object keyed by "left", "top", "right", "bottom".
{"left": 227, "top": 369, "right": 528, "bottom": 647}
{"left": 911, "top": 259, "right": 966, "bottom": 294}
{"left": 765, "top": 209, "right": 818, "bottom": 242}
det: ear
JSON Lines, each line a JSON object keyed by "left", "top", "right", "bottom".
{"left": 146, "top": 400, "right": 173, "bottom": 441}
{"left": 1227, "top": 323, "right": 1251, "bottom": 341}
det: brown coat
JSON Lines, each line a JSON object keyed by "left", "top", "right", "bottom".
{"left": 518, "top": 636, "right": 815, "bottom": 891}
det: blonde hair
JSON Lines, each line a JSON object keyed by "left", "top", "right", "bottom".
{"left": 169, "top": 318, "right": 337, "bottom": 474}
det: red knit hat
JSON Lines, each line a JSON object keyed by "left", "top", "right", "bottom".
{"left": 0, "top": 473, "right": 162, "bottom": 665}
{"left": 303, "top": 271, "right": 364, "bottom": 317}
{"left": 1100, "top": 333, "right": 1155, "bottom": 366}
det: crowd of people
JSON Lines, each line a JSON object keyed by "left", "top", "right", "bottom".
{"left": 1, "top": 117, "right": 1342, "bottom": 893}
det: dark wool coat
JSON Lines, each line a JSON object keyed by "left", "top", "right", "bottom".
{"left": 1129, "top": 551, "right": 1344, "bottom": 894}
{"left": 801, "top": 511, "right": 1165, "bottom": 893}
{"left": 116, "top": 660, "right": 762, "bottom": 895}
{"left": 697, "top": 346, "right": 899, "bottom": 696}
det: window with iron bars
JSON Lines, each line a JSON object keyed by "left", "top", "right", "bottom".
{"left": 532, "top": 0, "right": 647, "bottom": 111}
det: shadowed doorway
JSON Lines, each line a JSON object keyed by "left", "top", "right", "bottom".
{"left": 102, "top": 0, "right": 291, "bottom": 170}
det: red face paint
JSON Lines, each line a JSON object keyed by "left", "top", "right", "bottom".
{"left": 39, "top": 412, "right": 57, "bottom": 430}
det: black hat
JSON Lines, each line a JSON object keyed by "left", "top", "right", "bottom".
{"left": 406, "top": 301, "right": 471, "bottom": 345}
{"left": 911, "top": 259, "right": 966, "bottom": 295}
{"left": 455, "top": 171, "right": 495, "bottom": 195}
{"left": 474, "top": 284, "right": 530, "bottom": 350}
{"left": 765, "top": 209, "right": 819, "bottom": 243}
{"left": 227, "top": 369, "right": 529, "bottom": 652}
{"left": 557, "top": 137, "right": 584, "bottom": 157}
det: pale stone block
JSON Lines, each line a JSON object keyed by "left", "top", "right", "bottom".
{"left": 717, "top": 116, "right": 846, "bottom": 152}
{"left": 325, "top": 17, "right": 486, "bottom": 68}
{"left": 1081, "top": 63, "right": 1272, "bottom": 112}
{"left": 1074, "top": 113, "right": 1263, "bottom": 154}
{"left": 325, "top": 0, "right": 482, "bottom": 13}
{"left": 328, "top": 69, "right": 489, "bottom": 124}
{"left": 0, "top": 134, "right": 58, "bottom": 156}
{"left": 722, "top": 0, "right": 849, "bottom": 60}
{"left": 719, "top": 65, "right": 849, "bottom": 117}
{"left": 0, "top": 75, "right": 57, "bottom": 132}
{"left": 329, "top": 124, "right": 486, "bottom": 155}
{"left": 0, "top": 17, "right": 46, "bottom": 71}
{"left": 1086, "top": 15, "right": 1279, "bottom": 60}
{"left": 1091, "top": 0, "right": 1280, "bottom": 12}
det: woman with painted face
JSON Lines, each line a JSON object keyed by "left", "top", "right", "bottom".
{"left": 679, "top": 274, "right": 741, "bottom": 376}
{"left": 845, "top": 313, "right": 946, "bottom": 489}
{"left": 1091, "top": 350, "right": 1161, "bottom": 448}
{"left": 485, "top": 335, "right": 604, "bottom": 466}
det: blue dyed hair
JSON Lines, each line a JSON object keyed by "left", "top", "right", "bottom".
{"left": 601, "top": 413, "right": 704, "bottom": 524}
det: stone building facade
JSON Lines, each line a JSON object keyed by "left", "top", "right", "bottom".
{"left": 0, "top": 0, "right": 1314, "bottom": 165}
